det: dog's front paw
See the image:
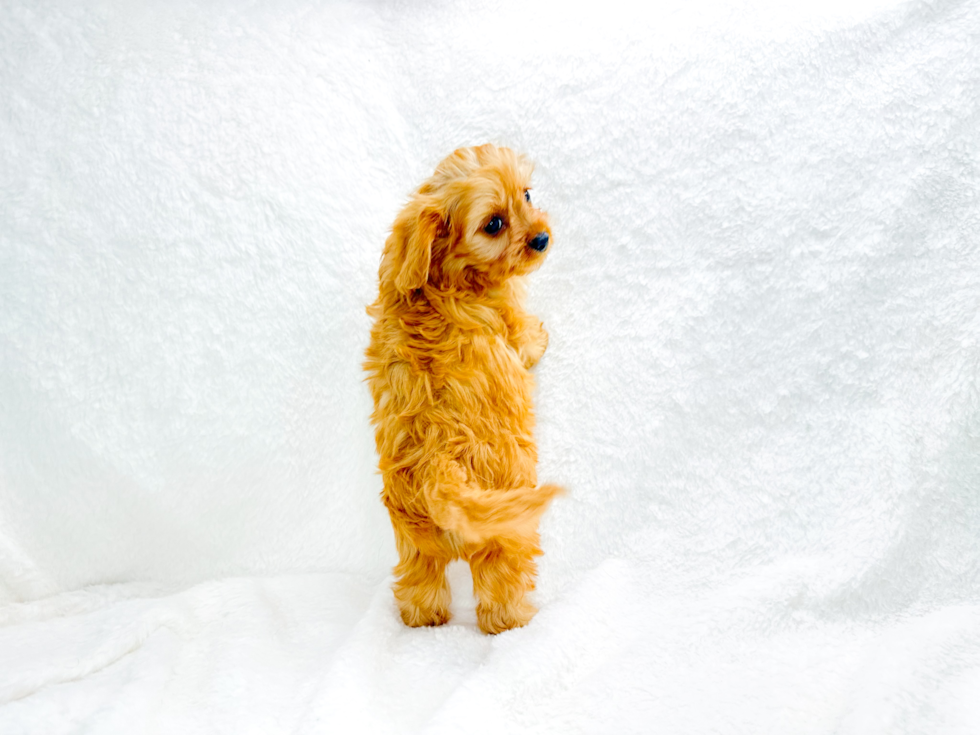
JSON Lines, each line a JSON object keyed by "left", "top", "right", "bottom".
{"left": 477, "top": 599, "right": 537, "bottom": 635}
{"left": 522, "top": 322, "right": 549, "bottom": 369}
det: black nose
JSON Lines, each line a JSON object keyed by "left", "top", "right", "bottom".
{"left": 528, "top": 232, "right": 549, "bottom": 252}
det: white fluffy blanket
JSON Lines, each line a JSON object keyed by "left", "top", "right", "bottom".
{"left": 2, "top": 1, "right": 979, "bottom": 732}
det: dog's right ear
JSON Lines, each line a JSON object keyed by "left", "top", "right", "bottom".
{"left": 380, "top": 197, "right": 443, "bottom": 295}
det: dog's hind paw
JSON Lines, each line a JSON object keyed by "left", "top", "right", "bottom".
{"left": 399, "top": 603, "right": 451, "bottom": 628}
{"left": 477, "top": 599, "right": 536, "bottom": 635}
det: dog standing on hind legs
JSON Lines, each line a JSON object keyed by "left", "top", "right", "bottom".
{"left": 364, "top": 144, "right": 562, "bottom": 635}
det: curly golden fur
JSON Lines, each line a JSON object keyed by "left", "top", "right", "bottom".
{"left": 364, "top": 144, "right": 562, "bottom": 635}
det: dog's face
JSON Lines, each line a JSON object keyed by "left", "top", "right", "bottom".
{"left": 382, "top": 145, "right": 552, "bottom": 295}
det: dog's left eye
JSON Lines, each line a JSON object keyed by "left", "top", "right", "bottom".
{"left": 484, "top": 215, "right": 504, "bottom": 235}
{"left": 524, "top": 189, "right": 531, "bottom": 203}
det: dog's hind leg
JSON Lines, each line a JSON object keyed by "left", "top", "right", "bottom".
{"left": 391, "top": 524, "right": 452, "bottom": 627}
{"left": 469, "top": 536, "right": 541, "bottom": 634}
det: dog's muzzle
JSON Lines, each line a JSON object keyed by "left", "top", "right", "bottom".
{"left": 528, "top": 232, "right": 549, "bottom": 252}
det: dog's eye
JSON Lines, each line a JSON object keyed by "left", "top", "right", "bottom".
{"left": 484, "top": 215, "right": 504, "bottom": 236}
{"left": 524, "top": 189, "right": 531, "bottom": 203}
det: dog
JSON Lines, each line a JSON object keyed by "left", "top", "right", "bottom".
{"left": 364, "top": 144, "right": 561, "bottom": 635}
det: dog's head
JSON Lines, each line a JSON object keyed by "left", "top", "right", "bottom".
{"left": 380, "top": 144, "right": 552, "bottom": 296}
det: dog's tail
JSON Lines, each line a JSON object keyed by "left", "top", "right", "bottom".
{"left": 424, "top": 458, "right": 563, "bottom": 544}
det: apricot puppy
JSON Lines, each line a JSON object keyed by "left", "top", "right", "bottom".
{"left": 364, "top": 144, "right": 561, "bottom": 634}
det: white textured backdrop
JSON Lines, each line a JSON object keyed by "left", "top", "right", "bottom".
{"left": 2, "top": 0, "right": 979, "bottom": 733}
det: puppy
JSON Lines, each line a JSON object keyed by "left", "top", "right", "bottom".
{"left": 364, "top": 144, "right": 561, "bottom": 634}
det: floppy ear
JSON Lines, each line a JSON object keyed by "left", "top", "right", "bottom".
{"left": 381, "top": 198, "right": 442, "bottom": 294}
